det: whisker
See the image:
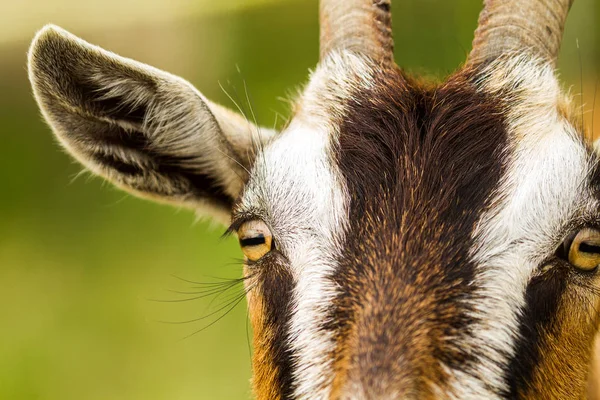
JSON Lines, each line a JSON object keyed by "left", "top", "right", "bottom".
{"left": 169, "top": 274, "right": 245, "bottom": 286}
{"left": 181, "top": 289, "right": 252, "bottom": 340}
{"left": 186, "top": 281, "right": 243, "bottom": 289}
{"left": 166, "top": 288, "right": 236, "bottom": 295}
{"left": 220, "top": 78, "right": 265, "bottom": 178}
{"left": 169, "top": 274, "right": 209, "bottom": 286}
{"left": 216, "top": 81, "right": 256, "bottom": 177}
{"left": 245, "top": 301, "right": 252, "bottom": 362}
{"left": 149, "top": 283, "right": 241, "bottom": 303}
{"left": 228, "top": 77, "right": 264, "bottom": 161}
{"left": 243, "top": 79, "right": 260, "bottom": 131}
{"left": 205, "top": 279, "right": 247, "bottom": 311}
{"left": 577, "top": 38, "right": 585, "bottom": 136}
{"left": 219, "top": 80, "right": 250, "bottom": 123}
{"left": 157, "top": 271, "right": 256, "bottom": 326}
{"left": 592, "top": 78, "right": 598, "bottom": 140}
{"left": 158, "top": 292, "right": 245, "bottom": 325}
{"left": 238, "top": 67, "right": 270, "bottom": 162}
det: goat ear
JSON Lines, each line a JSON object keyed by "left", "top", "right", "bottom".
{"left": 28, "top": 25, "right": 274, "bottom": 223}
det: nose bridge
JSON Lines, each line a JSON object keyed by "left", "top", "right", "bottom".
{"left": 332, "top": 246, "right": 471, "bottom": 399}
{"left": 337, "top": 374, "right": 420, "bottom": 400}
{"left": 349, "top": 286, "right": 437, "bottom": 397}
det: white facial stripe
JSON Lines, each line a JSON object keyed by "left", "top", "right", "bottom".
{"left": 295, "top": 51, "right": 376, "bottom": 131}
{"left": 241, "top": 122, "right": 347, "bottom": 399}
{"left": 240, "top": 52, "right": 374, "bottom": 399}
{"left": 454, "top": 57, "right": 595, "bottom": 398}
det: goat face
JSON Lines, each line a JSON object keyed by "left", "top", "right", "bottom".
{"left": 28, "top": 0, "right": 599, "bottom": 398}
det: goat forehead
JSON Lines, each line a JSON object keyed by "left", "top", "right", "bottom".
{"left": 243, "top": 57, "right": 595, "bottom": 302}
{"left": 252, "top": 57, "right": 593, "bottom": 249}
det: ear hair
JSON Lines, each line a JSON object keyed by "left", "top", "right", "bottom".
{"left": 28, "top": 25, "right": 274, "bottom": 223}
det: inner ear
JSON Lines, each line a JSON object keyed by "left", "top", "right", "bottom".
{"left": 87, "top": 82, "right": 149, "bottom": 126}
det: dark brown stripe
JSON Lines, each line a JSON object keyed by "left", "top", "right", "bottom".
{"left": 327, "top": 63, "right": 509, "bottom": 396}
{"left": 506, "top": 264, "right": 568, "bottom": 397}
{"left": 255, "top": 252, "right": 296, "bottom": 399}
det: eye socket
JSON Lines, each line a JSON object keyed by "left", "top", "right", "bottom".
{"left": 561, "top": 228, "right": 600, "bottom": 271}
{"left": 236, "top": 220, "right": 273, "bottom": 262}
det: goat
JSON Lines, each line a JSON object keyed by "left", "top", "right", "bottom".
{"left": 28, "top": 0, "right": 599, "bottom": 398}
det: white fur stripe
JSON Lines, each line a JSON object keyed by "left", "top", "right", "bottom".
{"left": 239, "top": 52, "right": 374, "bottom": 399}
{"left": 288, "top": 53, "right": 376, "bottom": 399}
{"left": 454, "top": 56, "right": 594, "bottom": 398}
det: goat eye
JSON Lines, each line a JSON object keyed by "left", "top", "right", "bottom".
{"left": 237, "top": 220, "right": 273, "bottom": 262}
{"left": 562, "top": 228, "right": 600, "bottom": 271}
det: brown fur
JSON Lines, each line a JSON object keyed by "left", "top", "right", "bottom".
{"left": 521, "top": 273, "right": 600, "bottom": 399}
{"left": 243, "top": 252, "right": 295, "bottom": 399}
{"left": 247, "top": 277, "right": 282, "bottom": 400}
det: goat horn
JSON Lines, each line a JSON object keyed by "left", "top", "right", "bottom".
{"left": 468, "top": 0, "right": 574, "bottom": 66}
{"left": 320, "top": 0, "right": 394, "bottom": 63}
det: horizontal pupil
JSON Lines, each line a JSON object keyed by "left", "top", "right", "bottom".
{"left": 579, "top": 242, "right": 600, "bottom": 255}
{"left": 240, "top": 235, "right": 266, "bottom": 247}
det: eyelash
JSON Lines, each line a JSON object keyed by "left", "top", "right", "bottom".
{"left": 224, "top": 212, "right": 266, "bottom": 237}
{"left": 224, "top": 215, "right": 279, "bottom": 258}
{"left": 222, "top": 217, "right": 250, "bottom": 238}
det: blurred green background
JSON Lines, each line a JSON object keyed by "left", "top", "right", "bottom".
{"left": 0, "top": 0, "right": 597, "bottom": 399}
